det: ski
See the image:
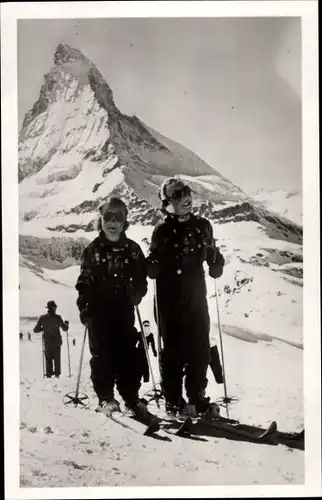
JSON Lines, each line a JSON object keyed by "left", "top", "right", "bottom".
{"left": 101, "top": 408, "right": 172, "bottom": 441}
{"left": 159, "top": 416, "right": 208, "bottom": 442}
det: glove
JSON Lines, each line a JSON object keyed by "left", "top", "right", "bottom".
{"left": 146, "top": 259, "right": 161, "bottom": 279}
{"left": 127, "top": 284, "right": 143, "bottom": 306}
{"left": 76, "top": 294, "right": 87, "bottom": 312}
{"left": 131, "top": 292, "right": 142, "bottom": 307}
{"left": 79, "top": 307, "right": 91, "bottom": 326}
{"left": 64, "top": 320, "right": 69, "bottom": 330}
{"left": 209, "top": 251, "right": 225, "bottom": 279}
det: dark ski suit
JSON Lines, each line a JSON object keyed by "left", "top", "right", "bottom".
{"left": 75, "top": 230, "right": 148, "bottom": 407}
{"left": 34, "top": 312, "right": 68, "bottom": 377}
{"left": 146, "top": 214, "right": 224, "bottom": 408}
{"left": 135, "top": 331, "right": 157, "bottom": 383}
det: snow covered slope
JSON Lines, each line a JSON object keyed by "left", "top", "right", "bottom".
{"left": 252, "top": 189, "right": 302, "bottom": 226}
{"left": 19, "top": 225, "right": 303, "bottom": 487}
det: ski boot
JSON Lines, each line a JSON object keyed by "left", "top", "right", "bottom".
{"left": 165, "top": 397, "right": 187, "bottom": 419}
{"left": 178, "top": 403, "right": 198, "bottom": 420}
{"left": 193, "top": 397, "right": 221, "bottom": 419}
{"left": 127, "top": 399, "right": 159, "bottom": 427}
{"left": 96, "top": 398, "right": 121, "bottom": 416}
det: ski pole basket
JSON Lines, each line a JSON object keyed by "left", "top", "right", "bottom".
{"left": 63, "top": 325, "right": 90, "bottom": 409}
{"left": 142, "top": 384, "right": 164, "bottom": 408}
{"left": 63, "top": 391, "right": 90, "bottom": 408}
{"left": 215, "top": 395, "right": 240, "bottom": 408}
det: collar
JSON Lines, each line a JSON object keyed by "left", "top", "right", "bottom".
{"left": 98, "top": 230, "right": 127, "bottom": 247}
{"left": 165, "top": 213, "right": 193, "bottom": 225}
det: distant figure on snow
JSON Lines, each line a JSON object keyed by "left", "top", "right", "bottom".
{"left": 19, "top": 332, "right": 23, "bottom": 340}
{"left": 34, "top": 300, "right": 69, "bottom": 378}
{"left": 136, "top": 320, "right": 157, "bottom": 383}
{"left": 27, "top": 332, "right": 31, "bottom": 341}
{"left": 72, "top": 338, "right": 76, "bottom": 346}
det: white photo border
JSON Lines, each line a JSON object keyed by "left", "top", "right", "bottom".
{"left": 1, "top": 1, "right": 320, "bottom": 498}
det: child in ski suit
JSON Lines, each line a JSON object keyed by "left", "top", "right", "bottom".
{"left": 146, "top": 178, "right": 225, "bottom": 418}
{"left": 34, "top": 300, "right": 69, "bottom": 378}
{"left": 75, "top": 197, "right": 149, "bottom": 418}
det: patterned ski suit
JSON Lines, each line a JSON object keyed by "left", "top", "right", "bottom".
{"left": 146, "top": 214, "right": 224, "bottom": 408}
{"left": 75, "top": 230, "right": 147, "bottom": 406}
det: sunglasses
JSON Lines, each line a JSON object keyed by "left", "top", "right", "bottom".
{"left": 102, "top": 211, "right": 125, "bottom": 222}
{"left": 169, "top": 185, "right": 191, "bottom": 200}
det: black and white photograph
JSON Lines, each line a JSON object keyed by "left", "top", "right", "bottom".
{"left": 1, "top": 1, "right": 320, "bottom": 498}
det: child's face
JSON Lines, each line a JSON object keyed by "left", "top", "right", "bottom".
{"left": 101, "top": 207, "right": 126, "bottom": 241}
{"left": 169, "top": 187, "right": 192, "bottom": 216}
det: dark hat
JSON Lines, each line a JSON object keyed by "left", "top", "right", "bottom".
{"left": 46, "top": 300, "right": 57, "bottom": 308}
{"left": 142, "top": 320, "right": 150, "bottom": 326}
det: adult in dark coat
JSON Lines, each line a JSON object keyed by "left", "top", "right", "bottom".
{"left": 34, "top": 301, "right": 69, "bottom": 378}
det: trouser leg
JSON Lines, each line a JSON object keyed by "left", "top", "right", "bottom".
{"left": 45, "top": 348, "right": 54, "bottom": 377}
{"left": 53, "top": 346, "right": 61, "bottom": 376}
{"left": 184, "top": 343, "right": 210, "bottom": 403}
{"left": 88, "top": 320, "right": 116, "bottom": 401}
{"left": 161, "top": 347, "right": 185, "bottom": 406}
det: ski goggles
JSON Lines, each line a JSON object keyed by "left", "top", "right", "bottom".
{"left": 102, "top": 211, "right": 126, "bottom": 223}
{"left": 168, "top": 185, "right": 191, "bottom": 200}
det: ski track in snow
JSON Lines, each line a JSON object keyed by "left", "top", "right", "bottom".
{"left": 19, "top": 233, "right": 304, "bottom": 487}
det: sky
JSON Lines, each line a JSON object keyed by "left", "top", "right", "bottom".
{"left": 17, "top": 17, "right": 302, "bottom": 194}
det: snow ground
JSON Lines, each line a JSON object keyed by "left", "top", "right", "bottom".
{"left": 19, "top": 244, "right": 304, "bottom": 488}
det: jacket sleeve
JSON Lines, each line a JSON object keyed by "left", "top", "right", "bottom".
{"left": 204, "top": 221, "right": 225, "bottom": 278}
{"left": 75, "top": 246, "right": 93, "bottom": 309}
{"left": 131, "top": 243, "right": 148, "bottom": 303}
{"left": 33, "top": 316, "right": 43, "bottom": 333}
{"left": 146, "top": 224, "right": 163, "bottom": 279}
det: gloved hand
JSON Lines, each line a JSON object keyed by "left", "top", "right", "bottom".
{"left": 127, "top": 284, "right": 143, "bottom": 306}
{"left": 146, "top": 259, "right": 161, "bottom": 279}
{"left": 209, "top": 251, "right": 225, "bottom": 279}
{"left": 79, "top": 307, "right": 91, "bottom": 326}
{"left": 153, "top": 352, "right": 157, "bottom": 358}
{"left": 131, "top": 292, "right": 143, "bottom": 307}
{"left": 64, "top": 320, "right": 69, "bottom": 330}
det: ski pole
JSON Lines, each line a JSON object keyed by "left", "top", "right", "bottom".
{"left": 135, "top": 305, "right": 160, "bottom": 409}
{"left": 63, "top": 325, "right": 90, "bottom": 408}
{"left": 215, "top": 279, "right": 230, "bottom": 418}
{"left": 42, "top": 334, "right": 45, "bottom": 378}
{"left": 153, "top": 280, "right": 163, "bottom": 359}
{"left": 65, "top": 324, "right": 72, "bottom": 378}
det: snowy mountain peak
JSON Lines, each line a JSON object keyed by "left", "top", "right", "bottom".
{"left": 19, "top": 44, "right": 301, "bottom": 244}
{"left": 54, "top": 43, "right": 88, "bottom": 66}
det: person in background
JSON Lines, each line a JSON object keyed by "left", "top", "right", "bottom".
{"left": 146, "top": 177, "right": 225, "bottom": 419}
{"left": 136, "top": 320, "right": 157, "bottom": 383}
{"left": 19, "top": 332, "right": 23, "bottom": 341}
{"left": 75, "top": 197, "right": 152, "bottom": 422}
{"left": 34, "top": 300, "right": 69, "bottom": 378}
{"left": 72, "top": 338, "right": 76, "bottom": 347}
{"left": 28, "top": 332, "right": 31, "bottom": 341}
